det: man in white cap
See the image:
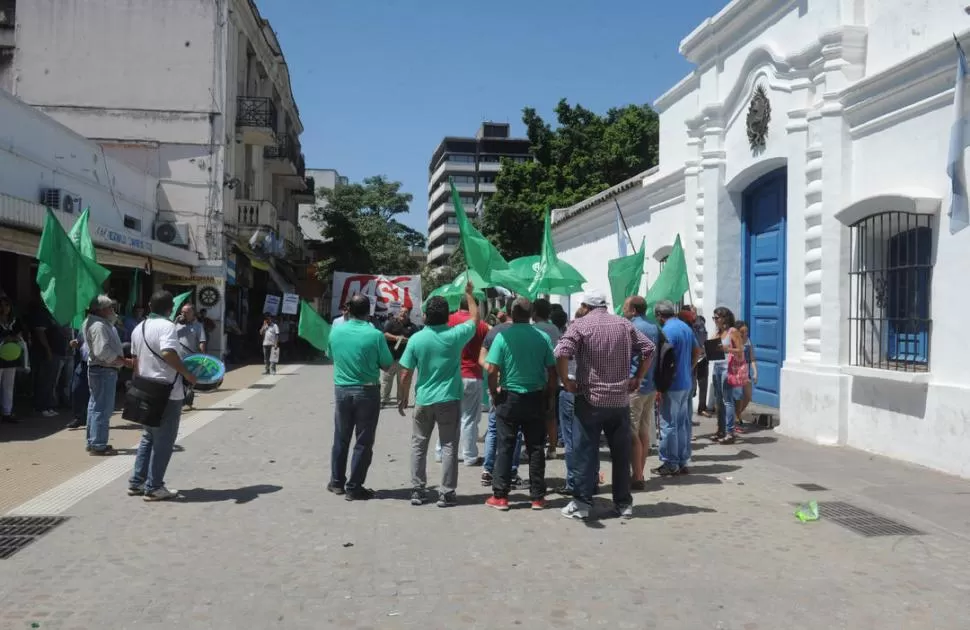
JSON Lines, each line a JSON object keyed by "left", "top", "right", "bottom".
{"left": 553, "top": 290, "right": 654, "bottom": 520}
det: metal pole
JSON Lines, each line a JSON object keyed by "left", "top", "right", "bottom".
{"left": 613, "top": 199, "right": 636, "bottom": 254}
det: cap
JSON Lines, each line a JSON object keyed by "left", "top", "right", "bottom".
{"left": 581, "top": 291, "right": 608, "bottom": 309}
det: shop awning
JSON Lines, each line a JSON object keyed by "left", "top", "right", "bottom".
{"left": 233, "top": 240, "right": 296, "bottom": 293}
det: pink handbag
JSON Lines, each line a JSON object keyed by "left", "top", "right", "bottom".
{"left": 725, "top": 333, "right": 749, "bottom": 388}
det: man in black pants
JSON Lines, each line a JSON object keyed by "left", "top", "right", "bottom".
{"left": 484, "top": 297, "right": 557, "bottom": 511}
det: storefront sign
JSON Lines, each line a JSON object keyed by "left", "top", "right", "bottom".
{"left": 171, "top": 276, "right": 223, "bottom": 285}
{"left": 281, "top": 293, "right": 299, "bottom": 315}
{"left": 262, "top": 294, "right": 281, "bottom": 316}
{"left": 95, "top": 226, "right": 154, "bottom": 254}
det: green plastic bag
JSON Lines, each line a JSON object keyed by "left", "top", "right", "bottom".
{"left": 795, "top": 500, "right": 819, "bottom": 522}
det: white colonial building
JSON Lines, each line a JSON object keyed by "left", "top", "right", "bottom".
{"left": 553, "top": 0, "right": 970, "bottom": 478}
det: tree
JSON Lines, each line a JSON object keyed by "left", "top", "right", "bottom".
{"left": 310, "top": 175, "right": 426, "bottom": 280}
{"left": 482, "top": 99, "right": 660, "bottom": 259}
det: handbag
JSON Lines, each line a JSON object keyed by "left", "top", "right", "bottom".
{"left": 122, "top": 321, "right": 179, "bottom": 427}
{"left": 726, "top": 339, "right": 749, "bottom": 388}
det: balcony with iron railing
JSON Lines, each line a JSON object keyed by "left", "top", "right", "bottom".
{"left": 264, "top": 134, "right": 306, "bottom": 187}
{"left": 293, "top": 175, "right": 316, "bottom": 202}
{"left": 236, "top": 96, "right": 277, "bottom": 146}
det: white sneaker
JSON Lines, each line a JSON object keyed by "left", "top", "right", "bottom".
{"left": 560, "top": 500, "right": 590, "bottom": 520}
{"left": 143, "top": 487, "right": 178, "bottom": 502}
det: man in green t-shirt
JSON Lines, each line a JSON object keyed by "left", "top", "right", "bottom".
{"left": 326, "top": 294, "right": 394, "bottom": 501}
{"left": 398, "top": 282, "right": 479, "bottom": 508}
{"left": 483, "top": 297, "right": 557, "bottom": 511}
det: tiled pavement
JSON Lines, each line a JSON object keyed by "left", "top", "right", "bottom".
{"left": 0, "top": 364, "right": 270, "bottom": 514}
{"left": 0, "top": 364, "right": 969, "bottom": 629}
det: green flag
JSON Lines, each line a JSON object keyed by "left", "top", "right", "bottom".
{"left": 170, "top": 290, "right": 193, "bottom": 321}
{"left": 424, "top": 270, "right": 487, "bottom": 311}
{"left": 645, "top": 234, "right": 690, "bottom": 319}
{"left": 126, "top": 269, "right": 141, "bottom": 316}
{"left": 67, "top": 208, "right": 104, "bottom": 328}
{"left": 607, "top": 237, "right": 645, "bottom": 314}
{"left": 298, "top": 299, "right": 332, "bottom": 352}
{"left": 450, "top": 181, "right": 511, "bottom": 280}
{"left": 36, "top": 208, "right": 111, "bottom": 326}
{"left": 525, "top": 208, "right": 586, "bottom": 297}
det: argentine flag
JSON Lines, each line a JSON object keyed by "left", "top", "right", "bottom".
{"left": 947, "top": 37, "right": 970, "bottom": 235}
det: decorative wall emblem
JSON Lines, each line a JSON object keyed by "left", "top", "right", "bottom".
{"left": 746, "top": 85, "right": 772, "bottom": 152}
{"left": 198, "top": 285, "right": 221, "bottom": 308}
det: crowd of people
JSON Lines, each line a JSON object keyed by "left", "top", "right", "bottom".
{"left": 324, "top": 282, "right": 757, "bottom": 519}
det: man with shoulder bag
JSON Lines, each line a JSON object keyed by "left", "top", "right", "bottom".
{"left": 125, "top": 291, "right": 197, "bottom": 502}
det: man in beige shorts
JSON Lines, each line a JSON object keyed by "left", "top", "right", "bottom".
{"left": 622, "top": 296, "right": 659, "bottom": 490}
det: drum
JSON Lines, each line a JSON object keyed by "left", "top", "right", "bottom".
{"left": 182, "top": 354, "right": 226, "bottom": 392}
{"left": 0, "top": 341, "right": 23, "bottom": 363}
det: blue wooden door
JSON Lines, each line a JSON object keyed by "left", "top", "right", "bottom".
{"left": 743, "top": 171, "right": 787, "bottom": 408}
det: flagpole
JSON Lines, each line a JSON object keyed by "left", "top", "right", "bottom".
{"left": 613, "top": 199, "right": 636, "bottom": 254}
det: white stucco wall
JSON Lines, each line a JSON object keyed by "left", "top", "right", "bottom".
{"left": 553, "top": 0, "right": 970, "bottom": 478}
{"left": 0, "top": 89, "right": 157, "bottom": 236}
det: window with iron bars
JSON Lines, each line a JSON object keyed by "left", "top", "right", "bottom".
{"left": 848, "top": 211, "right": 932, "bottom": 372}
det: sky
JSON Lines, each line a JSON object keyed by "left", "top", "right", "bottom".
{"left": 257, "top": 0, "right": 729, "bottom": 235}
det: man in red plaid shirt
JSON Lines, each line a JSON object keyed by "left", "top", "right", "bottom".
{"left": 554, "top": 291, "right": 654, "bottom": 520}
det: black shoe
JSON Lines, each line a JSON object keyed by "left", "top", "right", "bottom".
{"left": 480, "top": 471, "right": 492, "bottom": 487}
{"left": 554, "top": 485, "right": 573, "bottom": 495}
{"left": 436, "top": 491, "right": 457, "bottom": 508}
{"left": 65, "top": 418, "right": 85, "bottom": 429}
{"left": 89, "top": 446, "right": 116, "bottom": 456}
{"left": 678, "top": 466, "right": 690, "bottom": 476}
{"left": 0, "top": 414, "right": 19, "bottom": 424}
{"left": 345, "top": 487, "right": 375, "bottom": 501}
{"left": 410, "top": 489, "right": 425, "bottom": 506}
{"left": 631, "top": 479, "right": 646, "bottom": 491}
{"left": 651, "top": 464, "right": 680, "bottom": 477}
{"left": 511, "top": 475, "right": 524, "bottom": 489}
{"left": 326, "top": 483, "right": 345, "bottom": 496}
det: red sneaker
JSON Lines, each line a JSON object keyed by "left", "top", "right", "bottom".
{"left": 485, "top": 496, "right": 510, "bottom": 511}
{"left": 530, "top": 499, "right": 546, "bottom": 511}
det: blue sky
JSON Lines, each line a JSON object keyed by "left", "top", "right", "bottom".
{"left": 258, "top": 0, "right": 728, "bottom": 234}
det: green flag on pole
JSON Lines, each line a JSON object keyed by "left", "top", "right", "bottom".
{"left": 67, "top": 208, "right": 106, "bottom": 328}
{"left": 424, "top": 270, "right": 487, "bottom": 311}
{"left": 126, "top": 269, "right": 141, "bottom": 316}
{"left": 170, "top": 291, "right": 193, "bottom": 321}
{"left": 36, "top": 207, "right": 111, "bottom": 326}
{"left": 524, "top": 208, "right": 586, "bottom": 297}
{"left": 607, "top": 237, "right": 645, "bottom": 314}
{"left": 644, "top": 234, "right": 690, "bottom": 319}
{"left": 297, "top": 299, "right": 332, "bottom": 353}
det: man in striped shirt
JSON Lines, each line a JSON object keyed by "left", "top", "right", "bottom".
{"left": 554, "top": 291, "right": 654, "bottom": 520}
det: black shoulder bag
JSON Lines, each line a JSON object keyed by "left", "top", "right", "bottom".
{"left": 122, "top": 321, "right": 180, "bottom": 427}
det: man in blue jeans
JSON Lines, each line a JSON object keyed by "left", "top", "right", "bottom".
{"left": 128, "top": 291, "right": 198, "bottom": 501}
{"left": 326, "top": 294, "right": 394, "bottom": 501}
{"left": 554, "top": 291, "right": 653, "bottom": 521}
{"left": 82, "top": 296, "right": 128, "bottom": 456}
{"left": 651, "top": 300, "right": 702, "bottom": 477}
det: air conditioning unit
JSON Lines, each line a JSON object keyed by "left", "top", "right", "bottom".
{"left": 154, "top": 221, "right": 190, "bottom": 247}
{"left": 40, "top": 189, "right": 82, "bottom": 214}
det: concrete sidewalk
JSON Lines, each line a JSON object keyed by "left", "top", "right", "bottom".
{"left": 0, "top": 364, "right": 967, "bottom": 629}
{"left": 0, "top": 364, "right": 270, "bottom": 514}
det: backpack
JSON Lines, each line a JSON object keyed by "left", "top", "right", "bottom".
{"left": 653, "top": 330, "right": 677, "bottom": 393}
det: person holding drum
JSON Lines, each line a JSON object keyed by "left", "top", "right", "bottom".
{"left": 175, "top": 304, "right": 206, "bottom": 409}
{"left": 0, "top": 295, "right": 25, "bottom": 424}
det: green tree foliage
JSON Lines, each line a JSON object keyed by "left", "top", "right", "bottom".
{"left": 310, "top": 175, "right": 426, "bottom": 280}
{"left": 482, "top": 99, "right": 660, "bottom": 259}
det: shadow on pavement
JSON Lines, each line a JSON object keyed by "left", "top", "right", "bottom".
{"left": 632, "top": 501, "right": 717, "bottom": 519}
{"left": 176, "top": 484, "right": 282, "bottom": 504}
{"left": 691, "top": 449, "right": 758, "bottom": 462}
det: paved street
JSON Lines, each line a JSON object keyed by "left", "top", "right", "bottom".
{"left": 1, "top": 363, "right": 969, "bottom": 629}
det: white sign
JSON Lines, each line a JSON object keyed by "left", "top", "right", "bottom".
{"left": 331, "top": 272, "right": 422, "bottom": 325}
{"left": 281, "top": 293, "right": 299, "bottom": 315}
{"left": 262, "top": 294, "right": 281, "bottom": 316}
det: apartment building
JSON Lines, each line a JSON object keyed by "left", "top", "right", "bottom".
{"left": 0, "top": 0, "right": 312, "bottom": 356}
{"left": 426, "top": 122, "right": 531, "bottom": 267}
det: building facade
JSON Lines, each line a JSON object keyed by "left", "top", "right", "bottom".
{"left": 0, "top": 88, "right": 198, "bottom": 310}
{"left": 1, "top": 0, "right": 312, "bottom": 357}
{"left": 426, "top": 122, "right": 530, "bottom": 267}
{"left": 553, "top": 0, "right": 970, "bottom": 478}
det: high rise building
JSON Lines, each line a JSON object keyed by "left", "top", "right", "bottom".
{"left": 426, "top": 122, "right": 530, "bottom": 267}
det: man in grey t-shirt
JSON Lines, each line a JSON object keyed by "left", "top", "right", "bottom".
{"left": 175, "top": 304, "right": 206, "bottom": 408}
